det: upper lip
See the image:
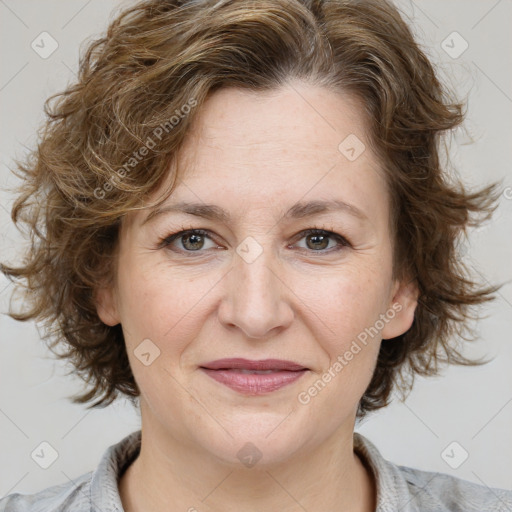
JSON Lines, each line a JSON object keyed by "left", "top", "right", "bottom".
{"left": 200, "top": 358, "right": 308, "bottom": 371}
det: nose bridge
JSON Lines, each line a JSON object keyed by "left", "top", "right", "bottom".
{"left": 219, "top": 237, "right": 293, "bottom": 339}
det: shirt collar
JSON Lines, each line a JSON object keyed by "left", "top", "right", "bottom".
{"left": 354, "top": 431, "right": 419, "bottom": 512}
{"left": 89, "top": 430, "right": 141, "bottom": 512}
{"left": 88, "top": 429, "right": 414, "bottom": 512}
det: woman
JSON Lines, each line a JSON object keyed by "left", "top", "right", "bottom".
{"left": 1, "top": 0, "right": 511, "bottom": 510}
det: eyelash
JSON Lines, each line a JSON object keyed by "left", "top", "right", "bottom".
{"left": 157, "top": 226, "right": 352, "bottom": 255}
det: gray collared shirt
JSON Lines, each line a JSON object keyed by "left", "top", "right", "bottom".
{"left": 1, "top": 430, "right": 511, "bottom": 511}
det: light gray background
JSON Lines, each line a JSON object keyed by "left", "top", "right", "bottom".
{"left": 1, "top": 0, "right": 511, "bottom": 498}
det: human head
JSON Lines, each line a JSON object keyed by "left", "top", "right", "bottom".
{"left": 1, "top": 0, "right": 499, "bottom": 420}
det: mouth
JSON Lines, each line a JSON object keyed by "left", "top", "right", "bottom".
{"left": 199, "top": 358, "right": 309, "bottom": 395}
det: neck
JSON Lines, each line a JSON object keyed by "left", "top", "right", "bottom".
{"left": 119, "top": 417, "right": 376, "bottom": 512}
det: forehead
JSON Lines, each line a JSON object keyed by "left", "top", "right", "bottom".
{"left": 181, "top": 82, "right": 370, "bottom": 166}
{"left": 140, "top": 81, "right": 389, "bottom": 229}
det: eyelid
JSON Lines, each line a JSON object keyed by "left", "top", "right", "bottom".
{"left": 290, "top": 228, "right": 351, "bottom": 249}
{"left": 157, "top": 228, "right": 216, "bottom": 251}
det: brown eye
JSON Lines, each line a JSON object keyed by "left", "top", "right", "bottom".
{"left": 181, "top": 232, "right": 206, "bottom": 251}
{"left": 305, "top": 233, "right": 330, "bottom": 250}
{"left": 294, "top": 228, "right": 351, "bottom": 253}
{"left": 159, "top": 229, "right": 218, "bottom": 253}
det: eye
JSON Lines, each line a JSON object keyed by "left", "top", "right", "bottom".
{"left": 292, "top": 228, "right": 351, "bottom": 253}
{"left": 158, "top": 229, "right": 220, "bottom": 252}
{"left": 158, "top": 227, "right": 351, "bottom": 255}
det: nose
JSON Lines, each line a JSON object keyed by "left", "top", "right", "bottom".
{"left": 217, "top": 245, "right": 294, "bottom": 339}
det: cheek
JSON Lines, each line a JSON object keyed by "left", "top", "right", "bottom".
{"left": 115, "top": 259, "right": 214, "bottom": 408}
{"left": 115, "top": 256, "right": 219, "bottom": 351}
{"left": 300, "top": 265, "right": 390, "bottom": 351}
{"left": 298, "top": 273, "right": 387, "bottom": 413}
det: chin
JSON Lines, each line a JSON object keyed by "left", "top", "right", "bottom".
{"left": 190, "top": 413, "right": 313, "bottom": 469}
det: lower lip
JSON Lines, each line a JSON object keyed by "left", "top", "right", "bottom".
{"left": 200, "top": 368, "right": 308, "bottom": 395}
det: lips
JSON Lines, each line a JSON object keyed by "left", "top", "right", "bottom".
{"left": 200, "top": 358, "right": 308, "bottom": 372}
{"left": 199, "top": 358, "right": 309, "bottom": 395}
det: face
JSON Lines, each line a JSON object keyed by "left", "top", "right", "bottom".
{"left": 97, "top": 81, "right": 417, "bottom": 467}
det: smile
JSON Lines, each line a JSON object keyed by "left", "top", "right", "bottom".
{"left": 200, "top": 368, "right": 308, "bottom": 394}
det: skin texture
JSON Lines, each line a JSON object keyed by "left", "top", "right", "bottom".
{"left": 96, "top": 80, "right": 418, "bottom": 512}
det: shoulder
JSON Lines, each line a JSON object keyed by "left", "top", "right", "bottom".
{"left": 0, "top": 430, "right": 140, "bottom": 512}
{"left": 354, "top": 432, "right": 512, "bottom": 512}
{"left": 0, "top": 472, "right": 92, "bottom": 512}
{"left": 399, "top": 464, "right": 512, "bottom": 511}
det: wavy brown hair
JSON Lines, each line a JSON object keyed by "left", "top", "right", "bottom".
{"left": 1, "top": 0, "right": 502, "bottom": 416}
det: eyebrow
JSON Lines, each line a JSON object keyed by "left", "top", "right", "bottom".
{"left": 142, "top": 199, "right": 369, "bottom": 226}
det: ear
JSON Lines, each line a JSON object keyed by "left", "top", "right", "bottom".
{"left": 381, "top": 277, "right": 419, "bottom": 340}
{"left": 94, "top": 284, "right": 120, "bottom": 327}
